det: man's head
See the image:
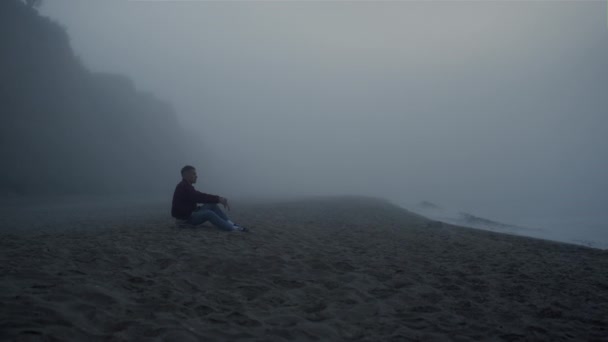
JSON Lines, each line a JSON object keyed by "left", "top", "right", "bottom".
{"left": 181, "top": 165, "right": 197, "bottom": 184}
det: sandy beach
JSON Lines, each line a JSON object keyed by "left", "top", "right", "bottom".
{"left": 1, "top": 196, "right": 607, "bottom": 341}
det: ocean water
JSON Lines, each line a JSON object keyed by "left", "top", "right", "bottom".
{"left": 406, "top": 202, "right": 608, "bottom": 250}
{"left": 512, "top": 215, "right": 608, "bottom": 250}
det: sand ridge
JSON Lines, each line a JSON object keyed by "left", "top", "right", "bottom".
{"left": 1, "top": 197, "right": 607, "bottom": 341}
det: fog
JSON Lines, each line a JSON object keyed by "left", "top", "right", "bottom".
{"left": 37, "top": 1, "right": 607, "bottom": 234}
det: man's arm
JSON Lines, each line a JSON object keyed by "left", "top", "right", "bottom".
{"left": 183, "top": 183, "right": 219, "bottom": 204}
{"left": 193, "top": 190, "right": 220, "bottom": 204}
{"left": 186, "top": 184, "right": 229, "bottom": 210}
{"left": 196, "top": 192, "right": 230, "bottom": 211}
{"left": 218, "top": 197, "right": 230, "bottom": 211}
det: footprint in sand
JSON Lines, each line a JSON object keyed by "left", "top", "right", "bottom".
{"left": 154, "top": 258, "right": 175, "bottom": 270}
{"left": 321, "top": 280, "right": 341, "bottom": 290}
{"left": 303, "top": 301, "right": 327, "bottom": 314}
{"left": 127, "top": 276, "right": 152, "bottom": 285}
{"left": 226, "top": 311, "right": 262, "bottom": 327}
{"left": 368, "top": 287, "right": 396, "bottom": 299}
{"left": 467, "top": 278, "right": 489, "bottom": 292}
{"left": 337, "top": 296, "right": 358, "bottom": 305}
{"left": 205, "top": 312, "right": 261, "bottom": 327}
{"left": 371, "top": 272, "right": 392, "bottom": 282}
{"left": 78, "top": 290, "right": 117, "bottom": 307}
{"left": 194, "top": 304, "right": 214, "bottom": 317}
{"left": 264, "top": 314, "right": 302, "bottom": 327}
{"left": 409, "top": 305, "right": 441, "bottom": 314}
{"left": 397, "top": 315, "right": 431, "bottom": 330}
{"left": 390, "top": 280, "right": 415, "bottom": 290}
{"left": 205, "top": 292, "right": 240, "bottom": 307}
{"left": 236, "top": 285, "right": 270, "bottom": 301}
{"left": 272, "top": 278, "right": 305, "bottom": 289}
{"left": 110, "top": 320, "right": 134, "bottom": 333}
{"left": 262, "top": 295, "right": 287, "bottom": 306}
{"left": 332, "top": 261, "right": 356, "bottom": 272}
{"left": 24, "top": 305, "right": 73, "bottom": 328}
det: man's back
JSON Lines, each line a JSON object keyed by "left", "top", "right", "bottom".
{"left": 171, "top": 179, "right": 195, "bottom": 219}
{"left": 171, "top": 179, "right": 220, "bottom": 220}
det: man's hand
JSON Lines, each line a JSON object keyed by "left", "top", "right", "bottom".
{"left": 219, "top": 197, "right": 231, "bottom": 211}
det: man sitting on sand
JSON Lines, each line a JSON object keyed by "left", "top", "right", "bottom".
{"left": 171, "top": 165, "right": 248, "bottom": 232}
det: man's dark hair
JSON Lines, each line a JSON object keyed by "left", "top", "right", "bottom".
{"left": 181, "top": 165, "right": 195, "bottom": 176}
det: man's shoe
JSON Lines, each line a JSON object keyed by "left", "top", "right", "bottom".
{"left": 233, "top": 224, "right": 249, "bottom": 232}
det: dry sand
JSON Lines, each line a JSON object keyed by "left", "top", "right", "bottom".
{"left": 1, "top": 196, "right": 607, "bottom": 341}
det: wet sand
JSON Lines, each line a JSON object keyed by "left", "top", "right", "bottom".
{"left": 1, "top": 197, "right": 607, "bottom": 341}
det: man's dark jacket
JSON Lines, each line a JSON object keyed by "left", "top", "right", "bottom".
{"left": 171, "top": 179, "right": 220, "bottom": 219}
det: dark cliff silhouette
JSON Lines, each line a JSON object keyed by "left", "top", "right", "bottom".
{"left": 0, "top": 0, "right": 194, "bottom": 195}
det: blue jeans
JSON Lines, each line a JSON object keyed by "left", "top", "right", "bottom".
{"left": 187, "top": 203, "right": 234, "bottom": 231}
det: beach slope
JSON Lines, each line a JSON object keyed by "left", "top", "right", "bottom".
{"left": 1, "top": 197, "right": 607, "bottom": 341}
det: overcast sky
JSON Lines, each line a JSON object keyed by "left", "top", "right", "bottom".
{"left": 40, "top": 0, "right": 607, "bottom": 226}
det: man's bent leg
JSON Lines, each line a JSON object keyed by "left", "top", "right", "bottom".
{"left": 199, "top": 203, "right": 230, "bottom": 221}
{"left": 188, "top": 209, "right": 234, "bottom": 231}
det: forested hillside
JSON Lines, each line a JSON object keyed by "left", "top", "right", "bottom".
{"left": 0, "top": 0, "right": 192, "bottom": 195}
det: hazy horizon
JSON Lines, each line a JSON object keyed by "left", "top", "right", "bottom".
{"left": 38, "top": 1, "right": 607, "bottom": 234}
